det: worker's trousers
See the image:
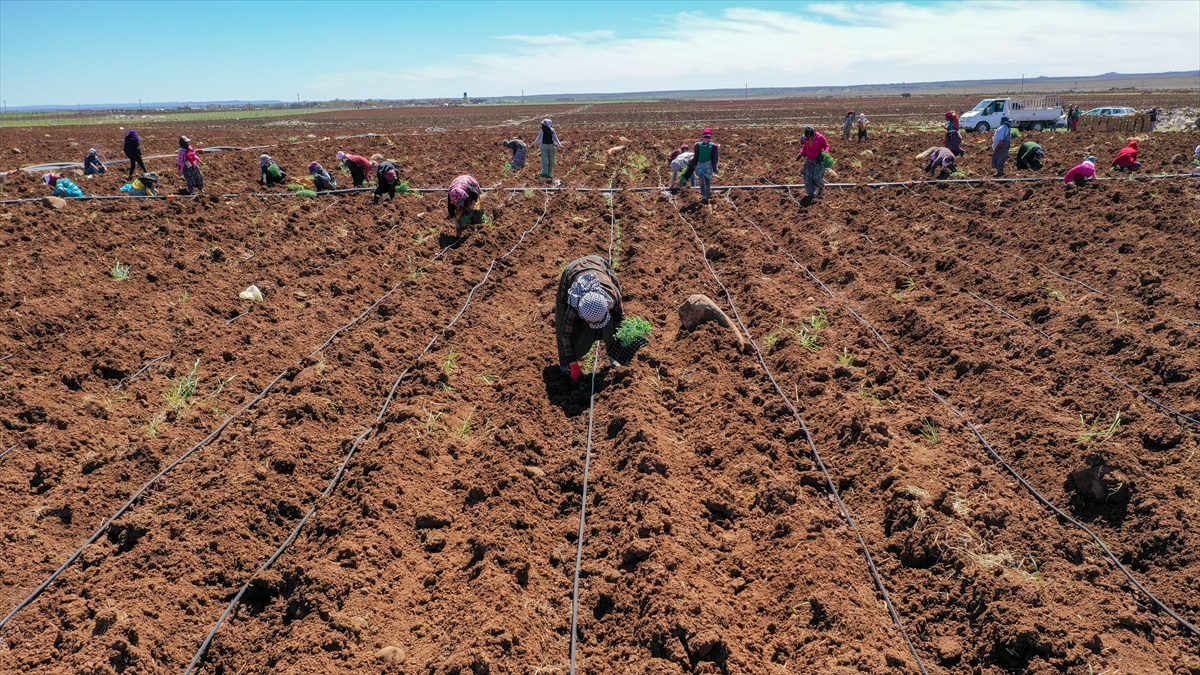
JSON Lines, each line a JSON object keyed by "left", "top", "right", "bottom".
{"left": 541, "top": 144, "right": 556, "bottom": 177}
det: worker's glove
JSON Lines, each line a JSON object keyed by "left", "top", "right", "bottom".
{"left": 569, "top": 362, "right": 583, "bottom": 383}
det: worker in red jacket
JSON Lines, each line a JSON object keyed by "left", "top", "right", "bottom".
{"left": 1111, "top": 140, "right": 1141, "bottom": 171}
{"left": 337, "top": 151, "right": 374, "bottom": 187}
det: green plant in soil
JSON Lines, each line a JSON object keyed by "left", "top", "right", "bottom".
{"left": 838, "top": 348, "right": 855, "bottom": 367}
{"left": 442, "top": 350, "right": 459, "bottom": 375}
{"left": 581, "top": 342, "right": 599, "bottom": 375}
{"left": 414, "top": 226, "right": 437, "bottom": 244}
{"left": 920, "top": 417, "right": 940, "bottom": 445}
{"left": 477, "top": 372, "right": 498, "bottom": 385}
{"left": 454, "top": 407, "right": 475, "bottom": 439}
{"left": 421, "top": 408, "right": 443, "bottom": 433}
{"left": 858, "top": 382, "right": 886, "bottom": 409}
{"left": 406, "top": 255, "right": 426, "bottom": 282}
{"left": 611, "top": 218, "right": 623, "bottom": 270}
{"left": 396, "top": 181, "right": 410, "bottom": 195}
{"left": 901, "top": 276, "right": 917, "bottom": 292}
{"left": 1040, "top": 285, "right": 1066, "bottom": 301}
{"left": 109, "top": 261, "right": 131, "bottom": 281}
{"left": 615, "top": 316, "right": 653, "bottom": 346}
{"left": 286, "top": 183, "right": 305, "bottom": 191}
{"left": 1079, "top": 411, "right": 1122, "bottom": 443}
{"left": 808, "top": 308, "right": 829, "bottom": 331}
{"left": 165, "top": 359, "right": 201, "bottom": 410}
{"left": 524, "top": 189, "right": 536, "bottom": 199}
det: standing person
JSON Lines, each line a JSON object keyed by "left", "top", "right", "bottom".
{"left": 373, "top": 160, "right": 401, "bottom": 204}
{"left": 259, "top": 154, "right": 287, "bottom": 186}
{"left": 924, "top": 147, "right": 958, "bottom": 179}
{"left": 43, "top": 173, "right": 85, "bottom": 198}
{"left": 555, "top": 255, "right": 626, "bottom": 383}
{"left": 1063, "top": 157, "right": 1096, "bottom": 185}
{"left": 531, "top": 119, "right": 563, "bottom": 178}
{"left": 796, "top": 125, "right": 829, "bottom": 199}
{"left": 669, "top": 144, "right": 695, "bottom": 187}
{"left": 1015, "top": 141, "right": 1044, "bottom": 171}
{"left": 337, "top": 151, "right": 373, "bottom": 187}
{"left": 991, "top": 118, "right": 1012, "bottom": 177}
{"left": 308, "top": 162, "right": 336, "bottom": 191}
{"left": 1146, "top": 107, "right": 1158, "bottom": 132}
{"left": 177, "top": 136, "right": 204, "bottom": 195}
{"left": 502, "top": 139, "right": 527, "bottom": 170}
{"left": 447, "top": 174, "right": 482, "bottom": 237}
{"left": 1111, "top": 139, "right": 1140, "bottom": 171}
{"left": 83, "top": 148, "right": 106, "bottom": 176}
{"left": 123, "top": 130, "right": 147, "bottom": 180}
{"left": 842, "top": 111, "right": 854, "bottom": 141}
{"left": 945, "top": 110, "right": 964, "bottom": 156}
{"left": 1069, "top": 106, "right": 1081, "bottom": 132}
{"left": 856, "top": 113, "right": 869, "bottom": 142}
{"left": 686, "top": 128, "right": 720, "bottom": 202}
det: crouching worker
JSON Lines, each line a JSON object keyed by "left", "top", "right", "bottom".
{"left": 556, "top": 255, "right": 626, "bottom": 384}
{"left": 1064, "top": 157, "right": 1096, "bottom": 186}
{"left": 373, "top": 160, "right": 402, "bottom": 203}
{"left": 924, "top": 147, "right": 957, "bottom": 179}
{"left": 502, "top": 139, "right": 527, "bottom": 170}
{"left": 44, "top": 173, "right": 84, "bottom": 198}
{"left": 84, "top": 148, "right": 106, "bottom": 176}
{"left": 1015, "top": 142, "right": 1044, "bottom": 171}
{"left": 259, "top": 155, "right": 287, "bottom": 186}
{"left": 121, "top": 173, "right": 160, "bottom": 196}
{"left": 447, "top": 174, "right": 482, "bottom": 236}
{"left": 669, "top": 144, "right": 695, "bottom": 187}
{"left": 309, "top": 162, "right": 337, "bottom": 191}
{"left": 1111, "top": 140, "right": 1140, "bottom": 172}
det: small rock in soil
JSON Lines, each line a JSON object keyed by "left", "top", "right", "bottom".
{"left": 376, "top": 645, "right": 406, "bottom": 664}
{"left": 678, "top": 293, "right": 745, "bottom": 350}
{"left": 522, "top": 465, "right": 545, "bottom": 478}
{"left": 42, "top": 196, "right": 67, "bottom": 210}
{"left": 933, "top": 636, "right": 963, "bottom": 664}
{"left": 424, "top": 533, "right": 447, "bottom": 553}
{"left": 1070, "top": 464, "right": 1133, "bottom": 504}
{"left": 10, "top": 147, "right": 20, "bottom": 154}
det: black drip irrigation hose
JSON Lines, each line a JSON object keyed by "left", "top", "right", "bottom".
{"left": 1046, "top": 269, "right": 1111, "bottom": 297}
{"left": 114, "top": 352, "right": 172, "bottom": 391}
{"left": 927, "top": 387, "right": 1200, "bottom": 637}
{"left": 0, "top": 443, "right": 19, "bottom": 463}
{"left": 0, "top": 369, "right": 291, "bottom": 632}
{"left": 729, "top": 189, "right": 1200, "bottom": 641}
{"left": 1172, "top": 316, "right": 1200, "bottom": 327}
{"left": 669, "top": 201, "right": 931, "bottom": 675}
{"left": 181, "top": 193, "right": 554, "bottom": 675}
{"left": 0, "top": 214, "right": 487, "bottom": 633}
{"left": 1102, "top": 368, "right": 1200, "bottom": 429}
{"left": 963, "top": 289, "right": 1053, "bottom": 340}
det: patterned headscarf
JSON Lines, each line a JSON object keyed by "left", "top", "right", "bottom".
{"left": 567, "top": 272, "right": 612, "bottom": 329}
{"left": 43, "top": 173, "right": 58, "bottom": 185}
{"left": 449, "top": 183, "right": 470, "bottom": 205}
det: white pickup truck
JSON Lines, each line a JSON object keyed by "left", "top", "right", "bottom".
{"left": 960, "top": 97, "right": 1063, "bottom": 133}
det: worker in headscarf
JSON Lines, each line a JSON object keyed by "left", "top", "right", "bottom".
{"left": 924, "top": 147, "right": 958, "bottom": 179}
{"left": 177, "top": 136, "right": 204, "bottom": 194}
{"left": 121, "top": 173, "right": 160, "bottom": 196}
{"left": 531, "top": 119, "right": 563, "bottom": 178}
{"left": 309, "top": 162, "right": 337, "bottom": 191}
{"left": 991, "top": 118, "right": 1012, "bottom": 177}
{"left": 685, "top": 128, "right": 720, "bottom": 201}
{"left": 669, "top": 144, "right": 695, "bottom": 188}
{"left": 337, "top": 151, "right": 373, "bottom": 187}
{"left": 373, "top": 160, "right": 402, "bottom": 204}
{"left": 842, "top": 111, "right": 854, "bottom": 141}
{"left": 856, "top": 113, "right": 868, "bottom": 142}
{"left": 123, "top": 130, "right": 148, "bottom": 180}
{"left": 83, "top": 148, "right": 106, "bottom": 176}
{"left": 1111, "top": 140, "right": 1140, "bottom": 171}
{"left": 796, "top": 125, "right": 830, "bottom": 198}
{"left": 502, "top": 139, "right": 527, "bottom": 171}
{"left": 1015, "top": 141, "right": 1044, "bottom": 171}
{"left": 259, "top": 154, "right": 287, "bottom": 186}
{"left": 555, "top": 255, "right": 626, "bottom": 384}
{"left": 44, "top": 173, "right": 85, "bottom": 198}
{"left": 1063, "top": 157, "right": 1096, "bottom": 186}
{"left": 945, "top": 111, "right": 964, "bottom": 157}
{"left": 447, "top": 174, "right": 482, "bottom": 237}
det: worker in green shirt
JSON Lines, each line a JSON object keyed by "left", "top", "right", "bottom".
{"left": 1015, "top": 141, "right": 1044, "bottom": 171}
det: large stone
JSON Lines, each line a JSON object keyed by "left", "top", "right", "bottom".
{"left": 41, "top": 196, "right": 67, "bottom": 209}
{"left": 1070, "top": 464, "right": 1132, "bottom": 504}
{"left": 376, "top": 645, "right": 406, "bottom": 664}
{"left": 678, "top": 294, "right": 745, "bottom": 350}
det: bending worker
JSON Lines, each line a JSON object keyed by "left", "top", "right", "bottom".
{"left": 309, "top": 162, "right": 337, "bottom": 191}
{"left": 1111, "top": 140, "right": 1140, "bottom": 172}
{"left": 44, "top": 173, "right": 84, "bottom": 198}
{"left": 1015, "top": 141, "right": 1044, "bottom": 171}
{"left": 924, "top": 147, "right": 957, "bottom": 179}
{"left": 669, "top": 144, "right": 695, "bottom": 187}
{"left": 447, "top": 174, "right": 482, "bottom": 237}
{"left": 337, "top": 151, "right": 374, "bottom": 187}
{"left": 374, "top": 160, "right": 402, "bottom": 204}
{"left": 502, "top": 139, "right": 527, "bottom": 170}
{"left": 259, "top": 154, "right": 287, "bottom": 186}
{"left": 556, "top": 255, "right": 625, "bottom": 384}
{"left": 121, "top": 173, "right": 159, "bottom": 196}
{"left": 991, "top": 117, "right": 1012, "bottom": 177}
{"left": 1064, "top": 157, "right": 1096, "bottom": 186}
{"left": 531, "top": 119, "right": 563, "bottom": 178}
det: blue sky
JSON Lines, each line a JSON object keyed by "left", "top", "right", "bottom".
{"left": 1, "top": 1, "right": 1197, "bottom": 107}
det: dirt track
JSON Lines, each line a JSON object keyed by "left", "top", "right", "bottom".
{"left": 0, "top": 98, "right": 1198, "bottom": 675}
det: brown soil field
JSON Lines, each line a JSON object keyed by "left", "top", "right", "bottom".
{"left": 0, "top": 96, "right": 1198, "bottom": 675}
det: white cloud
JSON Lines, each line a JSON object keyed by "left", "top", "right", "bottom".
{"left": 313, "top": 2, "right": 1199, "bottom": 99}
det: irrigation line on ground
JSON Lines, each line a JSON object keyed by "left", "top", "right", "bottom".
{"left": 0, "top": 368, "right": 291, "bottom": 632}
{"left": 1046, "top": 269, "right": 1111, "bottom": 297}
{"left": 1103, "top": 368, "right": 1200, "bottom": 429}
{"left": 568, "top": 367, "right": 599, "bottom": 675}
{"left": 730, "top": 189, "right": 1200, "bottom": 640}
{"left": 0, "top": 443, "right": 19, "bottom": 463}
{"left": 963, "top": 290, "right": 1053, "bottom": 340}
{"left": 669, "top": 200, "right": 931, "bottom": 675}
{"left": 0, "top": 354, "right": 13, "bottom": 362}
{"left": 114, "top": 352, "right": 172, "bottom": 391}
{"left": 927, "top": 387, "right": 1200, "bottom": 638}
{"left": 1173, "top": 316, "right": 1200, "bottom": 327}
{"left": 182, "top": 193, "right": 554, "bottom": 675}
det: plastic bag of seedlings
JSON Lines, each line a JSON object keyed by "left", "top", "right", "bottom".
{"left": 459, "top": 209, "right": 487, "bottom": 226}
{"left": 608, "top": 335, "right": 648, "bottom": 367}
{"left": 819, "top": 151, "right": 837, "bottom": 168}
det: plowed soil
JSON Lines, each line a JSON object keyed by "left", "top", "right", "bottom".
{"left": 0, "top": 97, "right": 1198, "bottom": 675}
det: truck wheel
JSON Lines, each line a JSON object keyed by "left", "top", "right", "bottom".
{"left": 975, "top": 122, "right": 990, "bottom": 133}
{"left": 1032, "top": 122, "right": 1044, "bottom": 132}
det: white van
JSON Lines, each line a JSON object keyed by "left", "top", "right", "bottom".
{"left": 960, "top": 97, "right": 1063, "bottom": 133}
